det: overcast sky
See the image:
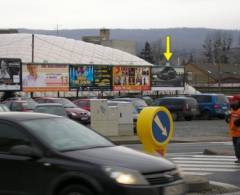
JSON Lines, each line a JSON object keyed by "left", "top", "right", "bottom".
{"left": 2, "top": 0, "right": 240, "bottom": 29}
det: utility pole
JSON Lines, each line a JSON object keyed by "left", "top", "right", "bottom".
{"left": 31, "top": 34, "right": 34, "bottom": 98}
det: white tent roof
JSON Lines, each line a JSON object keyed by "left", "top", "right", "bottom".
{"left": 0, "top": 33, "right": 152, "bottom": 66}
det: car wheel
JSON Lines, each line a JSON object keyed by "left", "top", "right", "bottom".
{"left": 59, "top": 184, "right": 94, "bottom": 195}
{"left": 202, "top": 111, "right": 211, "bottom": 120}
{"left": 184, "top": 116, "right": 193, "bottom": 121}
{"left": 172, "top": 112, "right": 178, "bottom": 121}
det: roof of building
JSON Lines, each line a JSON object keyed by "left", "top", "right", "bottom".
{"left": 186, "top": 63, "right": 240, "bottom": 82}
{"left": 0, "top": 33, "right": 151, "bottom": 66}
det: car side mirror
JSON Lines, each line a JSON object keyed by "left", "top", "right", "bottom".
{"left": 9, "top": 145, "right": 43, "bottom": 159}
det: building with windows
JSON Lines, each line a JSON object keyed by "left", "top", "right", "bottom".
{"left": 82, "top": 29, "right": 137, "bottom": 55}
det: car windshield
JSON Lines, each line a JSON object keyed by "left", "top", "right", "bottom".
{"left": 0, "top": 105, "right": 9, "bottom": 112}
{"left": 216, "top": 95, "right": 228, "bottom": 104}
{"left": 55, "top": 98, "right": 78, "bottom": 108}
{"left": 22, "top": 101, "right": 37, "bottom": 110}
{"left": 34, "top": 106, "right": 66, "bottom": 116}
{"left": 132, "top": 99, "right": 148, "bottom": 107}
{"left": 22, "top": 118, "right": 113, "bottom": 152}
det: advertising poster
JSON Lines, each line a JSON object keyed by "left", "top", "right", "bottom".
{"left": 69, "top": 65, "right": 94, "bottom": 90}
{"left": 22, "top": 64, "right": 69, "bottom": 92}
{"left": 69, "top": 65, "right": 112, "bottom": 91}
{"left": 112, "top": 66, "right": 151, "bottom": 91}
{"left": 0, "top": 58, "right": 21, "bottom": 91}
{"left": 151, "top": 66, "right": 184, "bottom": 90}
{"left": 94, "top": 66, "right": 112, "bottom": 90}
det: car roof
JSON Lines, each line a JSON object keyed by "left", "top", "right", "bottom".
{"left": 0, "top": 112, "right": 59, "bottom": 122}
{"left": 35, "top": 97, "right": 59, "bottom": 99}
{"left": 35, "top": 103, "right": 63, "bottom": 107}
{"left": 113, "top": 98, "right": 140, "bottom": 101}
{"left": 159, "top": 96, "right": 193, "bottom": 99}
{"left": 74, "top": 99, "right": 91, "bottom": 101}
{"left": 192, "top": 93, "right": 224, "bottom": 96}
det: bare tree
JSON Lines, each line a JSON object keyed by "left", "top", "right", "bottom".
{"left": 152, "top": 39, "right": 164, "bottom": 65}
{"left": 203, "top": 31, "right": 232, "bottom": 64}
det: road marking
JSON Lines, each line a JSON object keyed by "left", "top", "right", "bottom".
{"left": 180, "top": 168, "right": 238, "bottom": 172}
{"left": 182, "top": 172, "right": 211, "bottom": 176}
{"left": 193, "top": 155, "right": 235, "bottom": 158}
{"left": 179, "top": 164, "right": 239, "bottom": 168}
{"left": 171, "top": 157, "right": 235, "bottom": 161}
{"left": 167, "top": 154, "right": 240, "bottom": 176}
{"left": 173, "top": 161, "right": 236, "bottom": 165}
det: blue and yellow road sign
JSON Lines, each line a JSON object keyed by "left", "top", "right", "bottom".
{"left": 137, "top": 106, "right": 174, "bottom": 156}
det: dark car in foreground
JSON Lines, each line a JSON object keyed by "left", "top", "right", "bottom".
{"left": 190, "top": 94, "right": 229, "bottom": 120}
{"left": 35, "top": 97, "right": 90, "bottom": 124}
{"left": 154, "top": 97, "right": 199, "bottom": 121}
{"left": 0, "top": 113, "right": 185, "bottom": 195}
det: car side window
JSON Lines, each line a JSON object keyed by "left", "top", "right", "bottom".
{"left": 11, "top": 102, "right": 22, "bottom": 111}
{"left": 0, "top": 123, "right": 30, "bottom": 153}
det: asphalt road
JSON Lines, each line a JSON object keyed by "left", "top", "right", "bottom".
{"left": 126, "top": 142, "right": 240, "bottom": 187}
{"left": 173, "top": 119, "right": 229, "bottom": 138}
{"left": 124, "top": 119, "right": 240, "bottom": 187}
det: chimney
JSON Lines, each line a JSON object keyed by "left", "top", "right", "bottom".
{"left": 100, "top": 29, "right": 110, "bottom": 41}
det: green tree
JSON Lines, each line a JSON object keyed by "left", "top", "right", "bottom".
{"left": 140, "top": 41, "right": 154, "bottom": 64}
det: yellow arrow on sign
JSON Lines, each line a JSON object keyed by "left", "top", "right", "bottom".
{"left": 164, "top": 35, "right": 173, "bottom": 61}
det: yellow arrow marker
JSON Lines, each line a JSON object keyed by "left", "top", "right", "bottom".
{"left": 154, "top": 115, "right": 167, "bottom": 136}
{"left": 164, "top": 35, "right": 173, "bottom": 61}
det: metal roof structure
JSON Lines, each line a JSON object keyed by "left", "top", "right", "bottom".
{"left": 0, "top": 33, "right": 152, "bottom": 66}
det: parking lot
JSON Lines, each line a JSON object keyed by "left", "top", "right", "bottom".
{"left": 173, "top": 119, "right": 229, "bottom": 139}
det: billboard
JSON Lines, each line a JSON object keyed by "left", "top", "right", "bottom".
{"left": 151, "top": 66, "right": 184, "bottom": 90}
{"left": 94, "top": 66, "right": 112, "bottom": 90}
{"left": 22, "top": 64, "right": 69, "bottom": 92}
{"left": 112, "top": 66, "right": 151, "bottom": 91}
{"left": 69, "top": 65, "right": 112, "bottom": 91}
{"left": 0, "top": 58, "right": 21, "bottom": 91}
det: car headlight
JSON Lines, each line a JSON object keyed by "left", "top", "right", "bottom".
{"left": 70, "top": 112, "right": 77, "bottom": 116}
{"left": 103, "top": 166, "right": 149, "bottom": 185}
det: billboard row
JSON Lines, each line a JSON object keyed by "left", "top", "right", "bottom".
{"left": 69, "top": 65, "right": 112, "bottom": 91}
{"left": 113, "top": 66, "right": 151, "bottom": 91}
{"left": 22, "top": 64, "right": 69, "bottom": 92}
{"left": 0, "top": 63, "right": 184, "bottom": 92}
{"left": 151, "top": 66, "right": 184, "bottom": 90}
{"left": 0, "top": 58, "right": 21, "bottom": 91}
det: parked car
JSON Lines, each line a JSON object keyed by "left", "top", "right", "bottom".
{"left": 190, "top": 94, "right": 229, "bottom": 120}
{"left": 33, "top": 103, "right": 67, "bottom": 117}
{"left": 73, "top": 98, "right": 91, "bottom": 111}
{"left": 154, "top": 96, "right": 199, "bottom": 121}
{"left": 0, "top": 104, "right": 10, "bottom": 112}
{"left": 34, "top": 97, "right": 90, "bottom": 124}
{"left": 111, "top": 98, "right": 148, "bottom": 113}
{"left": 0, "top": 112, "right": 185, "bottom": 195}
{"left": 227, "top": 94, "right": 240, "bottom": 105}
{"left": 3, "top": 100, "right": 37, "bottom": 112}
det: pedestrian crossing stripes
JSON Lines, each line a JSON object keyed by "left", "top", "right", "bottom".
{"left": 167, "top": 153, "right": 240, "bottom": 176}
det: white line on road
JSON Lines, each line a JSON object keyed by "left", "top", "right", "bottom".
{"left": 171, "top": 157, "right": 236, "bottom": 161}
{"left": 178, "top": 164, "right": 240, "bottom": 168}
{"left": 193, "top": 155, "right": 236, "bottom": 158}
{"left": 172, "top": 160, "right": 237, "bottom": 165}
{"left": 182, "top": 172, "right": 211, "bottom": 176}
{"left": 179, "top": 168, "right": 238, "bottom": 172}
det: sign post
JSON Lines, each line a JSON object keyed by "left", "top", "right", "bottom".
{"left": 137, "top": 107, "right": 174, "bottom": 156}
